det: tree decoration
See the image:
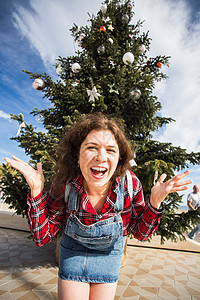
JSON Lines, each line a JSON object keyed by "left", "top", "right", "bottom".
{"left": 77, "top": 33, "right": 85, "bottom": 46}
{"left": 139, "top": 44, "right": 146, "bottom": 54}
{"left": 129, "top": 88, "right": 141, "bottom": 100}
{"left": 56, "top": 64, "right": 64, "bottom": 75}
{"left": 123, "top": 52, "right": 134, "bottom": 65}
{"left": 35, "top": 114, "right": 44, "bottom": 123}
{"left": 122, "top": 14, "right": 129, "bottom": 23}
{"left": 156, "top": 61, "right": 162, "bottom": 68}
{"left": 127, "top": 2, "right": 132, "bottom": 9}
{"left": 116, "top": 2, "right": 121, "bottom": 8}
{"left": 108, "top": 84, "right": 119, "bottom": 94}
{"left": 71, "top": 80, "right": 80, "bottom": 87}
{"left": 102, "top": 17, "right": 111, "bottom": 23}
{"left": 108, "top": 24, "right": 114, "bottom": 31}
{"left": 97, "top": 45, "right": 105, "bottom": 55}
{"left": 101, "top": 4, "right": 107, "bottom": 14}
{"left": 79, "top": 33, "right": 85, "bottom": 40}
{"left": 129, "top": 33, "right": 134, "bottom": 39}
{"left": 108, "top": 38, "right": 114, "bottom": 44}
{"left": 87, "top": 86, "right": 101, "bottom": 102}
{"left": 100, "top": 26, "right": 106, "bottom": 33}
{"left": 109, "top": 61, "right": 115, "bottom": 68}
{"left": 32, "top": 78, "right": 45, "bottom": 91}
{"left": 71, "top": 62, "right": 81, "bottom": 73}
{"left": 77, "top": 40, "right": 83, "bottom": 47}
{"left": 129, "top": 159, "right": 137, "bottom": 166}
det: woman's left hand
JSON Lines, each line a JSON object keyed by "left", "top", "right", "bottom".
{"left": 150, "top": 170, "right": 192, "bottom": 209}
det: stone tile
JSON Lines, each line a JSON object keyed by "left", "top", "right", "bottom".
{"left": 146, "top": 274, "right": 164, "bottom": 286}
{"left": 0, "top": 272, "right": 10, "bottom": 280}
{"left": 17, "top": 290, "right": 41, "bottom": 299}
{"left": 0, "top": 291, "right": 13, "bottom": 299}
{"left": 0, "top": 228, "right": 200, "bottom": 299}
{"left": 122, "top": 286, "right": 140, "bottom": 297}
{"left": 140, "top": 286, "right": 159, "bottom": 297}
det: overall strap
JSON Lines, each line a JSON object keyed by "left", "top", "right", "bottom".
{"left": 64, "top": 182, "right": 71, "bottom": 203}
{"left": 114, "top": 170, "right": 133, "bottom": 212}
{"left": 126, "top": 170, "right": 133, "bottom": 199}
{"left": 65, "top": 183, "right": 79, "bottom": 211}
{"left": 114, "top": 175, "right": 125, "bottom": 212}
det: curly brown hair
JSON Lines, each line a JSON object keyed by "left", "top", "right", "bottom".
{"left": 53, "top": 113, "right": 134, "bottom": 194}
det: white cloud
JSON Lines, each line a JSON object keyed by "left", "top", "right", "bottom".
{"left": 0, "top": 110, "right": 10, "bottom": 120}
{"left": 134, "top": 0, "right": 200, "bottom": 152}
{"left": 12, "top": 0, "right": 102, "bottom": 68}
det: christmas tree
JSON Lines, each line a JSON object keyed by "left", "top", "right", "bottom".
{"left": 1, "top": 0, "right": 200, "bottom": 243}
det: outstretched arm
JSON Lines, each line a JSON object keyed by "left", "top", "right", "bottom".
{"left": 150, "top": 170, "right": 192, "bottom": 209}
{"left": 4, "top": 155, "right": 45, "bottom": 198}
{"left": 4, "top": 155, "right": 65, "bottom": 246}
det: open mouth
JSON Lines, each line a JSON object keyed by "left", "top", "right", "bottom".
{"left": 90, "top": 166, "right": 108, "bottom": 178}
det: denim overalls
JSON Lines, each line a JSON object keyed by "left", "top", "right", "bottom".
{"left": 58, "top": 177, "right": 127, "bottom": 283}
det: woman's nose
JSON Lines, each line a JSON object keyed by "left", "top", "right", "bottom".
{"left": 95, "top": 148, "right": 107, "bottom": 162}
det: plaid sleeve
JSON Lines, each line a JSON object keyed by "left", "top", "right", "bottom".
{"left": 129, "top": 175, "right": 164, "bottom": 241}
{"left": 27, "top": 188, "right": 65, "bottom": 247}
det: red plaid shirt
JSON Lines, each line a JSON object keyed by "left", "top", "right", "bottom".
{"left": 27, "top": 171, "right": 163, "bottom": 247}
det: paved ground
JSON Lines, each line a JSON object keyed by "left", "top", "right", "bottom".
{"left": 0, "top": 227, "right": 200, "bottom": 300}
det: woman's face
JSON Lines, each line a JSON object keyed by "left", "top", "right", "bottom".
{"left": 79, "top": 130, "right": 120, "bottom": 189}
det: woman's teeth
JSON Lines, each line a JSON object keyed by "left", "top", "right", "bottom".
{"left": 90, "top": 167, "right": 107, "bottom": 176}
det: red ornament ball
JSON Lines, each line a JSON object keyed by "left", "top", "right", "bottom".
{"left": 100, "top": 26, "right": 106, "bottom": 33}
{"left": 156, "top": 61, "right": 162, "bottom": 68}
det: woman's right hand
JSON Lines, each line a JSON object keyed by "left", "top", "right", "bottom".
{"left": 4, "top": 155, "right": 45, "bottom": 198}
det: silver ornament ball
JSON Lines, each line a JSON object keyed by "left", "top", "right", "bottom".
{"left": 35, "top": 114, "right": 44, "bottom": 123}
{"left": 127, "top": 2, "right": 132, "bottom": 9}
{"left": 32, "top": 78, "right": 45, "bottom": 91}
{"left": 97, "top": 45, "right": 105, "bottom": 55}
{"left": 122, "top": 14, "right": 129, "bottom": 23}
{"left": 56, "top": 64, "right": 64, "bottom": 75}
{"left": 129, "top": 88, "right": 141, "bottom": 100}
{"left": 71, "top": 63, "right": 81, "bottom": 73}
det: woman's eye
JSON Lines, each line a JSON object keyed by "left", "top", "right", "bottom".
{"left": 107, "top": 149, "right": 116, "bottom": 153}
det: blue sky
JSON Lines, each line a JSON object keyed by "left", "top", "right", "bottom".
{"left": 0, "top": 0, "right": 200, "bottom": 205}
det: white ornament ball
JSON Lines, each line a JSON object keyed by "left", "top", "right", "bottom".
{"left": 101, "top": 4, "right": 107, "bottom": 14}
{"left": 108, "top": 38, "right": 114, "bottom": 44}
{"left": 56, "top": 64, "right": 64, "bottom": 75}
{"left": 123, "top": 52, "right": 134, "bottom": 65}
{"left": 139, "top": 44, "right": 146, "bottom": 54}
{"left": 71, "top": 63, "right": 81, "bottom": 73}
{"left": 129, "top": 88, "right": 141, "bottom": 100}
{"left": 32, "top": 78, "right": 45, "bottom": 91}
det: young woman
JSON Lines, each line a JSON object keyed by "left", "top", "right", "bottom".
{"left": 4, "top": 113, "right": 192, "bottom": 300}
